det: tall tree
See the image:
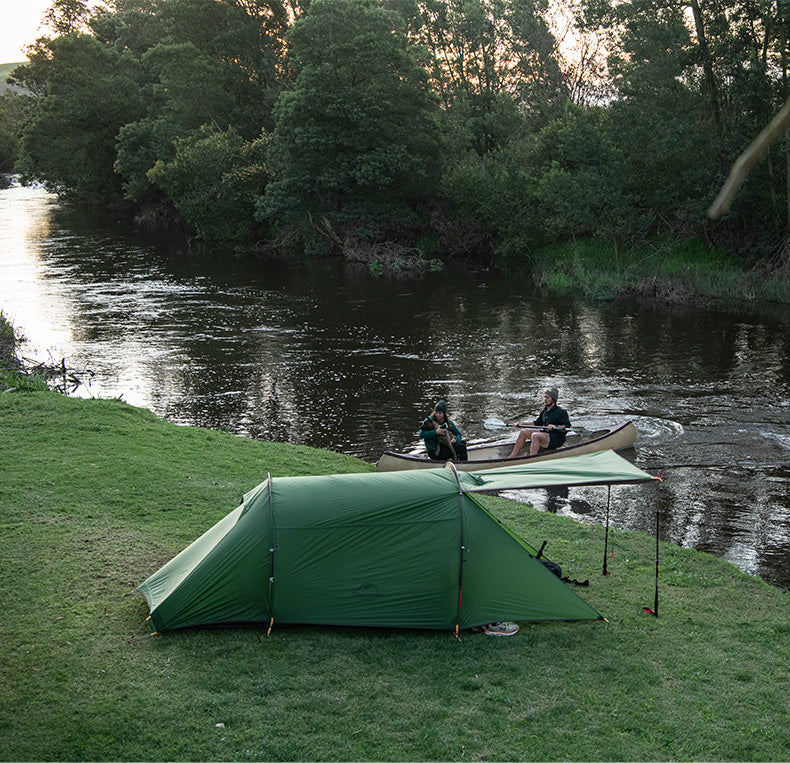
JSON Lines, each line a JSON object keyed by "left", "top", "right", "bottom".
{"left": 396, "top": 0, "right": 568, "bottom": 129}
{"left": 103, "top": 0, "right": 289, "bottom": 205}
{"left": 14, "top": 33, "right": 144, "bottom": 200}
{"left": 259, "top": 0, "right": 441, "bottom": 250}
{"left": 579, "top": 0, "right": 786, "bottom": 248}
{"left": 45, "top": 0, "right": 91, "bottom": 35}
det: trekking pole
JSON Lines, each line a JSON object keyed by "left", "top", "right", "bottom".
{"left": 602, "top": 485, "right": 611, "bottom": 575}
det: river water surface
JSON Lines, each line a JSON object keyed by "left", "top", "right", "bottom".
{"left": 2, "top": 179, "right": 789, "bottom": 589}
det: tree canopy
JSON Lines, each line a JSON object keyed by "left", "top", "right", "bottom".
{"left": 259, "top": 0, "right": 441, "bottom": 251}
{"left": 2, "top": 0, "right": 787, "bottom": 265}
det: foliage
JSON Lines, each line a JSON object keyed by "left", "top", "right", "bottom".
{"left": 148, "top": 125, "right": 270, "bottom": 242}
{"left": 45, "top": 0, "right": 92, "bottom": 36}
{"left": 112, "top": 37, "right": 240, "bottom": 205}
{"left": 0, "top": 311, "right": 49, "bottom": 392}
{"left": 0, "top": 310, "right": 18, "bottom": 365}
{"left": 0, "top": 93, "right": 34, "bottom": 172}
{"left": 258, "top": 0, "right": 442, "bottom": 251}
{"left": 531, "top": 104, "right": 633, "bottom": 245}
{"left": 13, "top": 33, "right": 145, "bottom": 200}
{"left": 579, "top": 0, "right": 789, "bottom": 257}
{"left": 114, "top": 116, "right": 179, "bottom": 203}
{"left": 0, "top": 367, "right": 50, "bottom": 393}
{"left": 400, "top": 0, "right": 567, "bottom": 127}
{"left": 439, "top": 141, "right": 535, "bottom": 258}
{"left": 5, "top": 0, "right": 790, "bottom": 280}
{"left": 106, "top": 0, "right": 289, "bottom": 209}
{"left": 2, "top": 392, "right": 790, "bottom": 760}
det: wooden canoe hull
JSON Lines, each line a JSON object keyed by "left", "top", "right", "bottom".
{"left": 376, "top": 421, "right": 638, "bottom": 472}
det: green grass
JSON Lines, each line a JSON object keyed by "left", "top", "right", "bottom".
{"left": 527, "top": 239, "right": 790, "bottom": 304}
{"left": 1, "top": 392, "right": 789, "bottom": 761}
{"left": 0, "top": 62, "right": 25, "bottom": 75}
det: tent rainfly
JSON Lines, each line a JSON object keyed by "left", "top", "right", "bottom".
{"left": 137, "top": 450, "right": 658, "bottom": 633}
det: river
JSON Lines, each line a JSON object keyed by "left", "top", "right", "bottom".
{"left": 2, "top": 178, "right": 789, "bottom": 589}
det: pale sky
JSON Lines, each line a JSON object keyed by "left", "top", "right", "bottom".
{"left": 0, "top": 0, "right": 53, "bottom": 63}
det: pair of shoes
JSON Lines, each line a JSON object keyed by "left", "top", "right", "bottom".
{"left": 483, "top": 621, "right": 519, "bottom": 636}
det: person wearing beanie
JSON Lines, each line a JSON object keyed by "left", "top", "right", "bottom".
{"left": 419, "top": 400, "right": 468, "bottom": 461}
{"left": 507, "top": 388, "right": 571, "bottom": 458}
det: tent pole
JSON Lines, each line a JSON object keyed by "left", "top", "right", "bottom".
{"left": 653, "top": 505, "right": 660, "bottom": 617}
{"left": 602, "top": 484, "right": 611, "bottom": 576}
{"left": 447, "top": 463, "right": 466, "bottom": 639}
{"left": 651, "top": 476, "right": 662, "bottom": 617}
{"left": 456, "top": 514, "right": 465, "bottom": 639}
{"left": 643, "top": 475, "right": 661, "bottom": 617}
{"left": 267, "top": 473, "right": 276, "bottom": 633}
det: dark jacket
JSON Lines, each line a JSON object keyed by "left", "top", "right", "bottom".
{"left": 534, "top": 404, "right": 571, "bottom": 449}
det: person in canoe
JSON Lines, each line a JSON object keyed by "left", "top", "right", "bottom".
{"left": 419, "top": 400, "right": 468, "bottom": 461}
{"left": 507, "top": 388, "right": 571, "bottom": 458}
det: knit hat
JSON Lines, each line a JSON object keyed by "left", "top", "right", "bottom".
{"left": 545, "top": 388, "right": 559, "bottom": 402}
{"left": 434, "top": 400, "right": 448, "bottom": 413}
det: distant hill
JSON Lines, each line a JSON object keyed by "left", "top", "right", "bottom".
{"left": 0, "top": 62, "right": 30, "bottom": 95}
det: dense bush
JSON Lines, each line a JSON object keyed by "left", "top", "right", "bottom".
{"left": 4, "top": 0, "right": 788, "bottom": 273}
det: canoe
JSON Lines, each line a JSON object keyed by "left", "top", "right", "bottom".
{"left": 376, "top": 421, "right": 638, "bottom": 472}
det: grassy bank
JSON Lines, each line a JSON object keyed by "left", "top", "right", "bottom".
{"left": 524, "top": 239, "right": 790, "bottom": 304}
{"left": 1, "top": 392, "right": 789, "bottom": 761}
{"left": 0, "top": 311, "right": 48, "bottom": 392}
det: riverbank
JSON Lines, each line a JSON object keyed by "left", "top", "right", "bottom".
{"left": 1, "top": 390, "right": 788, "bottom": 761}
{"left": 0, "top": 310, "right": 48, "bottom": 392}
{"left": 3, "top": 173, "right": 788, "bottom": 307}
{"left": 518, "top": 238, "right": 790, "bottom": 305}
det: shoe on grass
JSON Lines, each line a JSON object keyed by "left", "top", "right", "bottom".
{"left": 483, "top": 621, "right": 519, "bottom": 636}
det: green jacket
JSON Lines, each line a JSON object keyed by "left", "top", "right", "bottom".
{"left": 419, "top": 416, "right": 463, "bottom": 453}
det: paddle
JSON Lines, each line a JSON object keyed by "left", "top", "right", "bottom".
{"left": 483, "top": 417, "right": 590, "bottom": 435}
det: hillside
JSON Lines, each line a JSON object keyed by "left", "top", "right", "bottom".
{"left": 0, "top": 62, "right": 29, "bottom": 95}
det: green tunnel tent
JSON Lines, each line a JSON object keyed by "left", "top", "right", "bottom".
{"left": 136, "top": 450, "right": 658, "bottom": 632}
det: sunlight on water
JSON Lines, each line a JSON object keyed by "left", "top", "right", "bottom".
{"left": 0, "top": 182, "right": 73, "bottom": 356}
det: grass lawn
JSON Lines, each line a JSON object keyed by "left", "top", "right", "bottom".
{"left": 1, "top": 393, "right": 788, "bottom": 761}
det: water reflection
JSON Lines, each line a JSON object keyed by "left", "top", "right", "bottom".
{"left": 1, "top": 179, "right": 789, "bottom": 589}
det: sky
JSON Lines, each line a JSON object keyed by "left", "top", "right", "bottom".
{"left": 0, "top": 0, "right": 53, "bottom": 63}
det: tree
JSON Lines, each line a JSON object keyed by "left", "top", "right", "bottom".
{"left": 397, "top": 0, "right": 569, "bottom": 136}
{"left": 0, "top": 93, "right": 34, "bottom": 172}
{"left": 148, "top": 125, "right": 270, "bottom": 242}
{"left": 532, "top": 105, "right": 633, "bottom": 246}
{"left": 15, "top": 33, "right": 144, "bottom": 200}
{"left": 575, "top": 0, "right": 721, "bottom": 233}
{"left": 578, "top": 0, "right": 786, "bottom": 251}
{"left": 101, "top": 0, "right": 289, "bottom": 207}
{"left": 258, "top": 0, "right": 441, "bottom": 250}
{"left": 45, "top": 0, "right": 91, "bottom": 36}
